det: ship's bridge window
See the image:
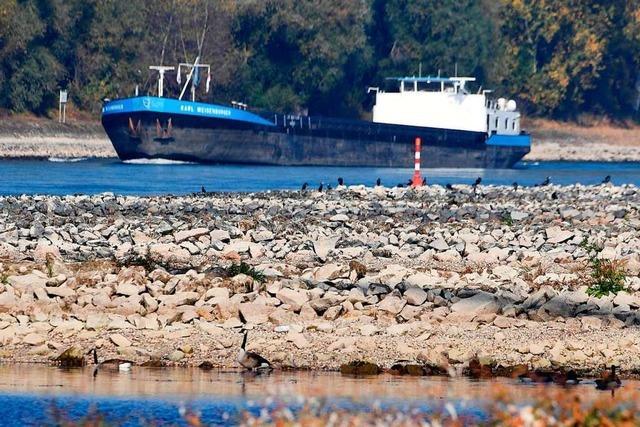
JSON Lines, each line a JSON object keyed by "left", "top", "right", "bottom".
{"left": 495, "top": 117, "right": 499, "bottom": 128}
{"left": 504, "top": 118, "right": 508, "bottom": 129}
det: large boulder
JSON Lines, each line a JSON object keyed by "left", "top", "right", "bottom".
{"left": 313, "top": 237, "right": 339, "bottom": 261}
{"left": 276, "top": 288, "right": 309, "bottom": 312}
{"left": 450, "top": 292, "right": 499, "bottom": 316}
{"left": 239, "top": 302, "right": 274, "bottom": 324}
{"left": 149, "top": 244, "right": 191, "bottom": 266}
{"left": 174, "top": 228, "right": 209, "bottom": 243}
{"left": 378, "top": 294, "right": 407, "bottom": 315}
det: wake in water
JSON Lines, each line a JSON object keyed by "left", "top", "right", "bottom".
{"left": 122, "top": 158, "right": 195, "bottom": 165}
{"left": 48, "top": 157, "right": 88, "bottom": 163}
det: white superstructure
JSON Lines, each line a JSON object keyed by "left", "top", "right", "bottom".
{"left": 371, "top": 76, "right": 521, "bottom": 135}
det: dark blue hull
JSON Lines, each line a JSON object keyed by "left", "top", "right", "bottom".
{"left": 101, "top": 97, "right": 530, "bottom": 168}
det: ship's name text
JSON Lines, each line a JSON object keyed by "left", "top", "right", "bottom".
{"left": 180, "top": 105, "right": 231, "bottom": 117}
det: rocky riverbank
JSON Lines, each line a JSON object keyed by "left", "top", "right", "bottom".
{"left": 1, "top": 185, "right": 640, "bottom": 376}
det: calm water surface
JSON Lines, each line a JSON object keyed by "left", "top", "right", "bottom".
{"left": 0, "top": 158, "right": 639, "bottom": 195}
{"left": 0, "top": 366, "right": 634, "bottom": 426}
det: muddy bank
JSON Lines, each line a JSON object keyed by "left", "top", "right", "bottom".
{"left": 524, "top": 119, "right": 640, "bottom": 162}
{"left": 0, "top": 116, "right": 114, "bottom": 159}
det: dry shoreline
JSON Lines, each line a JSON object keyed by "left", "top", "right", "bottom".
{"left": 1, "top": 186, "right": 640, "bottom": 377}
{"left": 0, "top": 116, "right": 639, "bottom": 161}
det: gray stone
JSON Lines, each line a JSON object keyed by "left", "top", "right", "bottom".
{"left": 275, "top": 288, "right": 309, "bottom": 312}
{"left": 175, "top": 228, "right": 209, "bottom": 243}
{"left": 378, "top": 294, "right": 407, "bottom": 315}
{"left": 116, "top": 283, "right": 142, "bottom": 296}
{"left": 45, "top": 286, "right": 76, "bottom": 298}
{"left": 429, "top": 238, "right": 449, "bottom": 251}
{"left": 313, "top": 237, "right": 339, "bottom": 261}
{"left": 403, "top": 287, "right": 428, "bottom": 305}
{"left": 109, "top": 333, "right": 131, "bottom": 347}
{"left": 238, "top": 302, "right": 274, "bottom": 324}
{"left": 545, "top": 226, "right": 574, "bottom": 244}
{"left": 450, "top": 292, "right": 499, "bottom": 316}
{"left": 23, "top": 333, "right": 46, "bottom": 346}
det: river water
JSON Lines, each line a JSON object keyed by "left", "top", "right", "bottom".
{"left": 0, "top": 159, "right": 639, "bottom": 195}
{"left": 0, "top": 366, "right": 634, "bottom": 425}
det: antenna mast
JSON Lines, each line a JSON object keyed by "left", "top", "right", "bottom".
{"left": 149, "top": 66, "right": 175, "bottom": 97}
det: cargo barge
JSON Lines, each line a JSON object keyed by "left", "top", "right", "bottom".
{"left": 102, "top": 59, "right": 530, "bottom": 168}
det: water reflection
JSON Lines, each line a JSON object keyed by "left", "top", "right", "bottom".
{"left": 0, "top": 365, "right": 635, "bottom": 402}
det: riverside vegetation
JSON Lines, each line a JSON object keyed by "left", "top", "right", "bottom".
{"left": 0, "top": 0, "right": 638, "bottom": 121}
{"left": 0, "top": 184, "right": 639, "bottom": 376}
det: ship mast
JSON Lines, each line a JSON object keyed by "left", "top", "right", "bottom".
{"left": 149, "top": 66, "right": 175, "bottom": 97}
{"left": 177, "top": 56, "right": 211, "bottom": 101}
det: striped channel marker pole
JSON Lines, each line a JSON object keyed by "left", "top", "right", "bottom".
{"left": 411, "top": 137, "right": 423, "bottom": 187}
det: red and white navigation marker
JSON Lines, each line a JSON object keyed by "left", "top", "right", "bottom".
{"left": 411, "top": 137, "right": 424, "bottom": 187}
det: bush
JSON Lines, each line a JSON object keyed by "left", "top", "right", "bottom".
{"left": 581, "top": 239, "right": 627, "bottom": 298}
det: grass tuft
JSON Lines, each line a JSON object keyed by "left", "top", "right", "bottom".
{"left": 225, "top": 262, "right": 266, "bottom": 283}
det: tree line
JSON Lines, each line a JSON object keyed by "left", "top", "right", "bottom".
{"left": 0, "top": 0, "right": 638, "bottom": 120}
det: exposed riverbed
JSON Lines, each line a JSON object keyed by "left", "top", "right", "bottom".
{"left": 0, "top": 185, "right": 639, "bottom": 376}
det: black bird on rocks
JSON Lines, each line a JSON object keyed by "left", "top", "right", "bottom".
{"left": 602, "top": 175, "right": 611, "bottom": 184}
{"left": 512, "top": 182, "right": 519, "bottom": 190}
{"left": 406, "top": 179, "right": 413, "bottom": 187}
{"left": 540, "top": 176, "right": 551, "bottom": 186}
{"left": 318, "top": 183, "right": 324, "bottom": 192}
{"left": 337, "top": 177, "right": 344, "bottom": 186}
{"left": 445, "top": 183, "right": 453, "bottom": 191}
{"left": 422, "top": 177, "right": 427, "bottom": 186}
{"left": 237, "top": 330, "right": 272, "bottom": 372}
{"left": 473, "top": 177, "right": 482, "bottom": 187}
{"left": 301, "top": 182, "right": 308, "bottom": 191}
{"left": 376, "top": 177, "right": 381, "bottom": 186}
{"left": 201, "top": 185, "right": 206, "bottom": 193}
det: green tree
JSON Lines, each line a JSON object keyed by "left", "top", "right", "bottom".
{"left": 497, "top": 0, "right": 612, "bottom": 117}
{"left": 73, "top": 0, "right": 147, "bottom": 111}
{"left": 373, "top": 0, "right": 496, "bottom": 85}
{"left": 231, "top": 0, "right": 372, "bottom": 116}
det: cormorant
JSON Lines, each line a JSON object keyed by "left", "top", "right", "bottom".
{"left": 473, "top": 177, "right": 482, "bottom": 186}
{"left": 512, "top": 182, "right": 519, "bottom": 190}
{"left": 337, "top": 177, "right": 344, "bottom": 186}
{"left": 376, "top": 177, "right": 381, "bottom": 187}
{"left": 602, "top": 175, "right": 611, "bottom": 184}
{"left": 540, "top": 176, "right": 551, "bottom": 186}
{"left": 301, "top": 182, "right": 308, "bottom": 191}
{"left": 237, "top": 330, "right": 272, "bottom": 372}
{"left": 201, "top": 186, "right": 206, "bottom": 193}
{"left": 445, "top": 183, "right": 453, "bottom": 191}
{"left": 318, "top": 183, "right": 324, "bottom": 192}
{"left": 422, "top": 177, "right": 427, "bottom": 186}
